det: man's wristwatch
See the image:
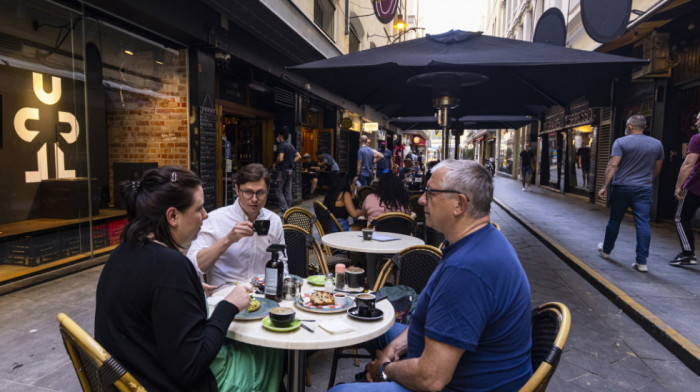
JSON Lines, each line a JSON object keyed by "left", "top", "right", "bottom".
{"left": 380, "top": 362, "right": 391, "bottom": 382}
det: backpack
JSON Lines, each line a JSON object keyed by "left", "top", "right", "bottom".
{"left": 378, "top": 285, "right": 418, "bottom": 324}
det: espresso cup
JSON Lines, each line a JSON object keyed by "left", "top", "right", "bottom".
{"left": 345, "top": 267, "right": 365, "bottom": 289}
{"left": 355, "top": 293, "right": 376, "bottom": 317}
{"left": 269, "top": 306, "right": 295, "bottom": 327}
{"left": 362, "top": 228, "right": 373, "bottom": 240}
{"left": 253, "top": 219, "right": 270, "bottom": 235}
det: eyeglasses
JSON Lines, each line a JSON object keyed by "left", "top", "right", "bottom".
{"left": 424, "top": 186, "right": 469, "bottom": 202}
{"left": 239, "top": 189, "right": 268, "bottom": 199}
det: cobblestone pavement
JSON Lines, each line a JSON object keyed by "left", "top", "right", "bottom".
{"left": 0, "top": 195, "right": 698, "bottom": 390}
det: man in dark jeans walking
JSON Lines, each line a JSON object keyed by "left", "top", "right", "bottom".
{"left": 273, "top": 127, "right": 300, "bottom": 213}
{"left": 670, "top": 110, "right": 700, "bottom": 267}
{"left": 519, "top": 145, "right": 534, "bottom": 191}
{"left": 597, "top": 114, "right": 664, "bottom": 272}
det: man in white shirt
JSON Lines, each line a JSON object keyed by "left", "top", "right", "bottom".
{"left": 187, "top": 163, "right": 288, "bottom": 286}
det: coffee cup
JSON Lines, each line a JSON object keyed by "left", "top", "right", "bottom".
{"left": 269, "top": 306, "right": 296, "bottom": 327}
{"left": 345, "top": 266, "right": 365, "bottom": 289}
{"left": 253, "top": 220, "right": 270, "bottom": 235}
{"left": 355, "top": 293, "right": 376, "bottom": 317}
{"left": 334, "top": 293, "right": 347, "bottom": 306}
{"left": 362, "top": 228, "right": 373, "bottom": 240}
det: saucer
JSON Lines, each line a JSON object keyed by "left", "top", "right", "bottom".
{"left": 261, "top": 317, "right": 301, "bottom": 332}
{"left": 347, "top": 306, "right": 384, "bottom": 321}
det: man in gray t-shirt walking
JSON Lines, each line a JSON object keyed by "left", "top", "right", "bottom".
{"left": 597, "top": 114, "right": 664, "bottom": 272}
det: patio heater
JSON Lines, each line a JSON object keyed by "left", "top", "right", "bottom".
{"left": 407, "top": 72, "right": 488, "bottom": 160}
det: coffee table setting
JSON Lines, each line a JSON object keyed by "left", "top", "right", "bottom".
{"left": 207, "top": 275, "right": 395, "bottom": 392}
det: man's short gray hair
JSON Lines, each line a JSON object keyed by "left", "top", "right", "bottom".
{"left": 627, "top": 114, "right": 647, "bottom": 130}
{"left": 433, "top": 159, "right": 493, "bottom": 218}
{"left": 360, "top": 135, "right": 368, "bottom": 144}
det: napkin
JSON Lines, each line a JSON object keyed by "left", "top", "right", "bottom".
{"left": 319, "top": 319, "right": 355, "bottom": 334}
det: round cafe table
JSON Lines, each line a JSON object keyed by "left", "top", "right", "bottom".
{"left": 210, "top": 283, "right": 394, "bottom": 392}
{"left": 321, "top": 231, "right": 425, "bottom": 288}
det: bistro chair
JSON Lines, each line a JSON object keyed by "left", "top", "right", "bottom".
{"left": 371, "top": 212, "right": 416, "bottom": 236}
{"left": 312, "top": 200, "right": 352, "bottom": 268}
{"left": 492, "top": 222, "right": 501, "bottom": 231}
{"left": 519, "top": 302, "right": 572, "bottom": 392}
{"left": 373, "top": 245, "right": 442, "bottom": 293}
{"left": 424, "top": 226, "right": 446, "bottom": 248}
{"left": 328, "top": 245, "right": 443, "bottom": 389}
{"left": 283, "top": 207, "right": 317, "bottom": 236}
{"left": 283, "top": 224, "right": 314, "bottom": 278}
{"left": 409, "top": 194, "right": 425, "bottom": 238}
{"left": 357, "top": 185, "right": 376, "bottom": 207}
{"left": 57, "top": 312, "right": 145, "bottom": 392}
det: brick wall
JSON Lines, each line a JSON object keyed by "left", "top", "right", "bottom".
{"left": 106, "top": 50, "right": 189, "bottom": 204}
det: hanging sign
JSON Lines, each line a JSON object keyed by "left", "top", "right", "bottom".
{"left": 373, "top": 0, "right": 398, "bottom": 24}
{"left": 340, "top": 117, "right": 353, "bottom": 128}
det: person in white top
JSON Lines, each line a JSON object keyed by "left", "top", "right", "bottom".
{"left": 187, "top": 163, "right": 288, "bottom": 286}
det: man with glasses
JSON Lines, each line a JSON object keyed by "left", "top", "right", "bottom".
{"left": 331, "top": 160, "right": 532, "bottom": 392}
{"left": 187, "top": 163, "right": 287, "bottom": 287}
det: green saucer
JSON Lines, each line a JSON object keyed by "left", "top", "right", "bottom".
{"left": 307, "top": 275, "right": 329, "bottom": 286}
{"left": 262, "top": 317, "right": 301, "bottom": 332}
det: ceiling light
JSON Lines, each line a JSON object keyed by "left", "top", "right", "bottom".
{"left": 124, "top": 49, "right": 134, "bottom": 56}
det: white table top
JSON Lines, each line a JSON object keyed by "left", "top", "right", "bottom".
{"left": 210, "top": 283, "right": 394, "bottom": 350}
{"left": 321, "top": 231, "right": 424, "bottom": 254}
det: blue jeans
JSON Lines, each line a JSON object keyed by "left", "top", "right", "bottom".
{"left": 276, "top": 169, "right": 293, "bottom": 212}
{"left": 359, "top": 174, "right": 373, "bottom": 187}
{"left": 331, "top": 217, "right": 350, "bottom": 232}
{"left": 602, "top": 185, "right": 653, "bottom": 264}
{"left": 329, "top": 324, "right": 408, "bottom": 392}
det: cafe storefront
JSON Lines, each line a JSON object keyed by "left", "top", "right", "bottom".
{"left": 0, "top": 0, "right": 188, "bottom": 288}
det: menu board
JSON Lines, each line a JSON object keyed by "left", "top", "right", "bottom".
{"left": 199, "top": 106, "right": 217, "bottom": 211}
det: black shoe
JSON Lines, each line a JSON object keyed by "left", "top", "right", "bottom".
{"left": 669, "top": 252, "right": 698, "bottom": 266}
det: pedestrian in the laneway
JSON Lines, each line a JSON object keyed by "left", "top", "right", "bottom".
{"left": 187, "top": 163, "right": 288, "bottom": 287}
{"left": 376, "top": 142, "right": 392, "bottom": 176}
{"left": 272, "top": 126, "right": 301, "bottom": 213}
{"left": 95, "top": 166, "right": 282, "bottom": 392}
{"left": 597, "top": 114, "right": 664, "bottom": 272}
{"left": 355, "top": 134, "right": 383, "bottom": 186}
{"left": 670, "top": 110, "right": 700, "bottom": 267}
{"left": 330, "top": 159, "right": 532, "bottom": 392}
{"left": 520, "top": 144, "right": 534, "bottom": 191}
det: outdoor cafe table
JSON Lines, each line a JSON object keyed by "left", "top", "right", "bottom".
{"left": 210, "top": 283, "right": 395, "bottom": 392}
{"left": 321, "top": 231, "right": 425, "bottom": 288}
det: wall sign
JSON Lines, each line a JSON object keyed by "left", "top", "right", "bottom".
{"left": 373, "top": 0, "right": 398, "bottom": 24}
{"left": 340, "top": 117, "right": 353, "bottom": 128}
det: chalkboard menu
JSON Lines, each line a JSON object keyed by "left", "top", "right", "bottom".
{"left": 199, "top": 107, "right": 217, "bottom": 211}
{"left": 338, "top": 130, "right": 350, "bottom": 173}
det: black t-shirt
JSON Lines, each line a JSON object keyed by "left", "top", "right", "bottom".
{"left": 520, "top": 150, "right": 533, "bottom": 167}
{"left": 302, "top": 160, "right": 318, "bottom": 171}
{"left": 277, "top": 141, "right": 297, "bottom": 170}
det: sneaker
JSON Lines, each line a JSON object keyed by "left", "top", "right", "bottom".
{"left": 669, "top": 252, "right": 698, "bottom": 266}
{"left": 632, "top": 263, "right": 648, "bottom": 272}
{"left": 597, "top": 243, "right": 610, "bottom": 259}
{"left": 521, "top": 187, "right": 526, "bottom": 192}
{"left": 527, "top": 185, "right": 532, "bottom": 191}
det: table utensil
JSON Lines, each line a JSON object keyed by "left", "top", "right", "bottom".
{"left": 299, "top": 323, "right": 315, "bottom": 333}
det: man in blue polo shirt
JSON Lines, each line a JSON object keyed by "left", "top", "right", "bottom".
{"left": 355, "top": 134, "right": 383, "bottom": 186}
{"left": 330, "top": 159, "right": 532, "bottom": 392}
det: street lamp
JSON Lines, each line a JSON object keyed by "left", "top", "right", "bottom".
{"left": 394, "top": 14, "right": 406, "bottom": 30}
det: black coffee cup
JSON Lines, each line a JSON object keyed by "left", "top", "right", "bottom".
{"left": 269, "top": 306, "right": 296, "bottom": 327}
{"left": 345, "top": 267, "right": 364, "bottom": 289}
{"left": 253, "top": 220, "right": 270, "bottom": 235}
{"left": 355, "top": 293, "right": 376, "bottom": 317}
{"left": 362, "top": 229, "right": 373, "bottom": 240}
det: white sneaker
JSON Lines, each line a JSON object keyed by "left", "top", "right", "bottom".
{"left": 522, "top": 187, "right": 526, "bottom": 192}
{"left": 527, "top": 185, "right": 532, "bottom": 191}
{"left": 632, "top": 263, "right": 648, "bottom": 273}
{"left": 597, "top": 243, "right": 610, "bottom": 259}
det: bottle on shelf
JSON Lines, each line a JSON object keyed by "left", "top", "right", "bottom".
{"left": 264, "top": 244, "right": 286, "bottom": 302}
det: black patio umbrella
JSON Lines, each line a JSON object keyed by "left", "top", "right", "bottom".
{"left": 289, "top": 30, "right": 645, "bottom": 118}
{"left": 390, "top": 115, "right": 537, "bottom": 130}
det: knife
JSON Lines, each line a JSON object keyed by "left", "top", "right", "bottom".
{"left": 300, "top": 323, "right": 315, "bottom": 333}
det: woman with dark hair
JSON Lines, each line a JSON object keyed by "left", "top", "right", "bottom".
{"left": 95, "top": 166, "right": 281, "bottom": 392}
{"left": 361, "top": 173, "right": 411, "bottom": 225}
{"left": 323, "top": 174, "right": 362, "bottom": 231}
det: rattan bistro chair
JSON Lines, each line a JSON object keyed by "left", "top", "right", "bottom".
{"left": 519, "top": 302, "right": 572, "bottom": 392}
{"left": 328, "top": 245, "right": 443, "bottom": 389}
{"left": 357, "top": 185, "right": 376, "bottom": 207}
{"left": 283, "top": 207, "right": 316, "bottom": 235}
{"left": 373, "top": 245, "right": 442, "bottom": 293}
{"left": 371, "top": 212, "right": 416, "bottom": 236}
{"left": 57, "top": 312, "right": 145, "bottom": 392}
{"left": 312, "top": 201, "right": 352, "bottom": 268}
